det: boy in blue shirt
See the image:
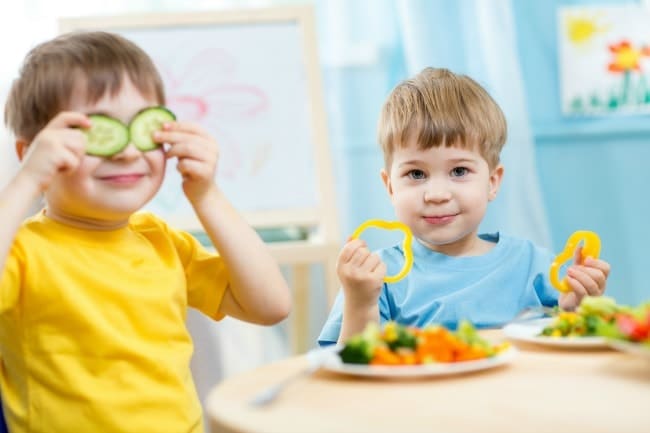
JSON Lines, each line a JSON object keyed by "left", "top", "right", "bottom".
{"left": 319, "top": 67, "right": 610, "bottom": 346}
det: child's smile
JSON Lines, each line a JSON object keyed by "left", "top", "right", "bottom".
{"left": 97, "top": 172, "right": 147, "bottom": 186}
{"left": 422, "top": 213, "right": 458, "bottom": 225}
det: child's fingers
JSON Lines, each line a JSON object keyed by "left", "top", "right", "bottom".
{"left": 47, "top": 111, "right": 91, "bottom": 129}
{"left": 338, "top": 239, "right": 365, "bottom": 263}
{"left": 567, "top": 266, "right": 603, "bottom": 296}
{"left": 566, "top": 277, "right": 589, "bottom": 298}
{"left": 165, "top": 141, "right": 212, "bottom": 161}
{"left": 362, "top": 253, "right": 382, "bottom": 273}
{"left": 176, "top": 158, "right": 212, "bottom": 181}
{"left": 57, "top": 150, "right": 84, "bottom": 174}
{"left": 369, "top": 257, "right": 387, "bottom": 278}
{"left": 153, "top": 130, "right": 195, "bottom": 145}
{"left": 163, "top": 121, "right": 210, "bottom": 137}
{"left": 573, "top": 245, "right": 584, "bottom": 265}
{"left": 373, "top": 261, "right": 387, "bottom": 278}
{"left": 583, "top": 257, "right": 611, "bottom": 277}
{"left": 349, "top": 247, "right": 371, "bottom": 267}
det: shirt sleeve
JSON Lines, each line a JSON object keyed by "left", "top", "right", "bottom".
{"left": 144, "top": 214, "right": 229, "bottom": 320}
{"left": 317, "top": 290, "right": 343, "bottom": 346}
{"left": 532, "top": 246, "right": 560, "bottom": 307}
{"left": 0, "top": 240, "right": 24, "bottom": 314}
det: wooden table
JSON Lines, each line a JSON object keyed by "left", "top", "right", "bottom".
{"left": 206, "top": 332, "right": 650, "bottom": 433}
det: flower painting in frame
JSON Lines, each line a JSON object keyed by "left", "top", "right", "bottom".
{"left": 558, "top": 5, "right": 650, "bottom": 116}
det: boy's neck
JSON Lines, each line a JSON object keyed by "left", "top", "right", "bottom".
{"left": 417, "top": 234, "right": 496, "bottom": 257}
{"left": 44, "top": 207, "right": 130, "bottom": 231}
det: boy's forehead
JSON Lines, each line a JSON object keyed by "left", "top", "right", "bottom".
{"left": 67, "top": 76, "right": 158, "bottom": 115}
{"left": 396, "top": 136, "right": 482, "bottom": 154}
{"left": 389, "top": 140, "right": 487, "bottom": 165}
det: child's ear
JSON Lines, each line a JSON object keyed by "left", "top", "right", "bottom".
{"left": 15, "top": 138, "right": 28, "bottom": 161}
{"left": 488, "top": 164, "right": 504, "bottom": 201}
{"left": 381, "top": 168, "right": 393, "bottom": 197}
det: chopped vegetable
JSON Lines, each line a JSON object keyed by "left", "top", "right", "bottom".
{"left": 339, "top": 320, "right": 506, "bottom": 365}
{"left": 540, "top": 296, "right": 650, "bottom": 343}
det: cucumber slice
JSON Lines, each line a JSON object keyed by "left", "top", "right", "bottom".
{"left": 129, "top": 106, "right": 176, "bottom": 151}
{"left": 84, "top": 115, "right": 129, "bottom": 157}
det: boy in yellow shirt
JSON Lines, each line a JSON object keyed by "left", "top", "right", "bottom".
{"left": 0, "top": 31, "right": 291, "bottom": 432}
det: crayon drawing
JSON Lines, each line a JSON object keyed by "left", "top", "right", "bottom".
{"left": 558, "top": 5, "right": 650, "bottom": 115}
{"left": 120, "top": 22, "right": 318, "bottom": 215}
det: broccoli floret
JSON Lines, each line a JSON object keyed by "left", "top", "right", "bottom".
{"left": 339, "top": 322, "right": 382, "bottom": 364}
{"left": 384, "top": 322, "right": 417, "bottom": 351}
{"left": 456, "top": 320, "right": 494, "bottom": 353}
{"left": 339, "top": 335, "right": 374, "bottom": 364}
{"left": 456, "top": 320, "right": 480, "bottom": 344}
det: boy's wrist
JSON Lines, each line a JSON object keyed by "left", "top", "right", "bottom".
{"left": 343, "top": 297, "right": 378, "bottom": 318}
{"left": 12, "top": 170, "right": 44, "bottom": 199}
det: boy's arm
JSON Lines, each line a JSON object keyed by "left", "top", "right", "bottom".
{"left": 158, "top": 121, "right": 290, "bottom": 325}
{"left": 1, "top": 112, "right": 88, "bottom": 273}
{"left": 0, "top": 174, "right": 42, "bottom": 269}
{"left": 193, "top": 185, "right": 291, "bottom": 325}
{"left": 338, "top": 302, "right": 380, "bottom": 344}
{"left": 335, "top": 239, "right": 385, "bottom": 343}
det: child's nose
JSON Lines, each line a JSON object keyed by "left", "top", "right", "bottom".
{"left": 423, "top": 182, "right": 452, "bottom": 203}
{"left": 110, "top": 142, "right": 141, "bottom": 160}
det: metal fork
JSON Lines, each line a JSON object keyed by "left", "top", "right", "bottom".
{"left": 508, "top": 306, "right": 559, "bottom": 324}
{"left": 248, "top": 346, "right": 339, "bottom": 407}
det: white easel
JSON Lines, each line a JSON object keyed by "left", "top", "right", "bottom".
{"left": 60, "top": 6, "right": 340, "bottom": 354}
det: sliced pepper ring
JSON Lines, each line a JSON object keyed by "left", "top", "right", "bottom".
{"left": 549, "top": 230, "right": 601, "bottom": 293}
{"left": 350, "top": 219, "right": 414, "bottom": 283}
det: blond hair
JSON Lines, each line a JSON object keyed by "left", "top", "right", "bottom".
{"left": 4, "top": 31, "right": 165, "bottom": 142}
{"left": 377, "top": 67, "right": 506, "bottom": 169}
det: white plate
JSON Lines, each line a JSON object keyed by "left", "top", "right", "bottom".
{"left": 608, "top": 339, "right": 650, "bottom": 359}
{"left": 318, "top": 345, "right": 517, "bottom": 378}
{"left": 502, "top": 318, "right": 607, "bottom": 348}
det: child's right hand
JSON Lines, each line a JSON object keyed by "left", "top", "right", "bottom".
{"left": 336, "top": 239, "right": 387, "bottom": 307}
{"left": 18, "top": 112, "right": 90, "bottom": 192}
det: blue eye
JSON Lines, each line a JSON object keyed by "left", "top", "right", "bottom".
{"left": 451, "top": 167, "right": 469, "bottom": 177}
{"left": 408, "top": 169, "right": 426, "bottom": 180}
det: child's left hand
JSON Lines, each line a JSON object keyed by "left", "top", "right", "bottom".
{"left": 154, "top": 121, "right": 219, "bottom": 203}
{"left": 559, "top": 246, "right": 611, "bottom": 310}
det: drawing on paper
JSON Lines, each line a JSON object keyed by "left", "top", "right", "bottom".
{"left": 559, "top": 5, "right": 650, "bottom": 115}
{"left": 119, "top": 22, "right": 319, "bottom": 217}
{"left": 151, "top": 47, "right": 270, "bottom": 210}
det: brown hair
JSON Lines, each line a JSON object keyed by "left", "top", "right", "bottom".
{"left": 4, "top": 31, "right": 165, "bottom": 142}
{"left": 377, "top": 67, "right": 507, "bottom": 170}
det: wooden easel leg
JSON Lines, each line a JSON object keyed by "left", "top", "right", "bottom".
{"left": 324, "top": 256, "right": 339, "bottom": 307}
{"left": 290, "top": 264, "right": 310, "bottom": 354}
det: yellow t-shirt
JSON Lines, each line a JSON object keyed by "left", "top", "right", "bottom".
{"left": 0, "top": 211, "right": 228, "bottom": 433}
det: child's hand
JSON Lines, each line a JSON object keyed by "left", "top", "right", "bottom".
{"left": 559, "top": 246, "right": 611, "bottom": 310}
{"left": 18, "top": 111, "right": 89, "bottom": 193}
{"left": 337, "top": 239, "right": 386, "bottom": 308}
{"left": 155, "top": 121, "right": 219, "bottom": 203}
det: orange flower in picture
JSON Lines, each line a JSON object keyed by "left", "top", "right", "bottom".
{"left": 607, "top": 40, "right": 648, "bottom": 73}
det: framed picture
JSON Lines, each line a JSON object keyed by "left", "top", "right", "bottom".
{"left": 558, "top": 5, "right": 650, "bottom": 116}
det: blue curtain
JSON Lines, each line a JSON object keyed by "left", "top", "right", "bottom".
{"left": 316, "top": 0, "right": 552, "bottom": 248}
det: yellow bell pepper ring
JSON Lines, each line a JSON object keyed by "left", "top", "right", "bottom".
{"left": 549, "top": 230, "right": 601, "bottom": 293}
{"left": 350, "top": 219, "right": 414, "bottom": 284}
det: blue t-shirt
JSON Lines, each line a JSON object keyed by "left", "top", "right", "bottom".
{"left": 318, "top": 233, "right": 559, "bottom": 346}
